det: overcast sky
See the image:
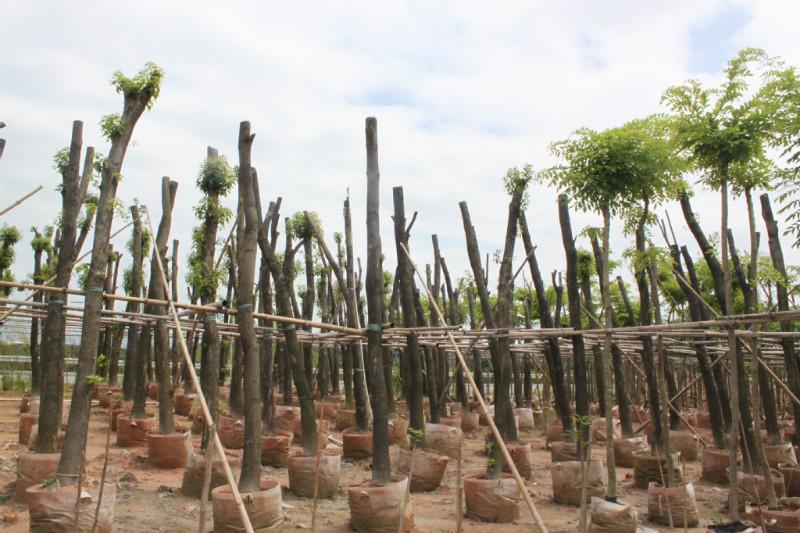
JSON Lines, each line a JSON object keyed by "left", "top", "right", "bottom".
{"left": 2, "top": 0, "right": 800, "bottom": 311}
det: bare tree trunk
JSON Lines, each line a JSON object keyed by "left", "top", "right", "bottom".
{"left": 670, "top": 244, "right": 726, "bottom": 449}
{"left": 254, "top": 194, "right": 281, "bottom": 433}
{"left": 761, "top": 193, "right": 800, "bottom": 444}
{"left": 344, "top": 198, "right": 370, "bottom": 430}
{"left": 519, "top": 213, "right": 573, "bottom": 435}
{"left": 364, "top": 118, "right": 390, "bottom": 482}
{"left": 60, "top": 86, "right": 154, "bottom": 480}
{"left": 262, "top": 218, "right": 317, "bottom": 455}
{"left": 151, "top": 178, "right": 178, "bottom": 435}
{"left": 122, "top": 208, "right": 144, "bottom": 402}
{"left": 29, "top": 246, "right": 43, "bottom": 393}
{"left": 392, "top": 188, "right": 426, "bottom": 439}
{"left": 557, "top": 194, "right": 589, "bottom": 456}
{"left": 37, "top": 121, "right": 93, "bottom": 453}
{"left": 236, "top": 122, "right": 262, "bottom": 492}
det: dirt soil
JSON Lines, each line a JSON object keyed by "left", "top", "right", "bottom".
{"left": 0, "top": 393, "right": 733, "bottom": 532}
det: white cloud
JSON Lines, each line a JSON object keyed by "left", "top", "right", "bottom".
{"left": 1, "top": 0, "right": 799, "bottom": 313}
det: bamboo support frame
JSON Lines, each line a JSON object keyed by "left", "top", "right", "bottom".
{"left": 401, "top": 243, "right": 548, "bottom": 533}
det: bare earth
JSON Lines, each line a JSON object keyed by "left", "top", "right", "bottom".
{"left": 0, "top": 394, "right": 724, "bottom": 532}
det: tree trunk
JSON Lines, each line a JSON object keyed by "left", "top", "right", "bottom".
{"left": 761, "top": 193, "right": 800, "bottom": 444}
{"left": 364, "top": 118, "right": 390, "bottom": 483}
{"left": 151, "top": 178, "right": 178, "bottom": 435}
{"left": 199, "top": 147, "right": 223, "bottom": 450}
{"left": 589, "top": 237, "right": 633, "bottom": 437}
{"left": 633, "top": 215, "right": 664, "bottom": 454}
{"left": 122, "top": 207, "right": 144, "bottom": 402}
{"left": 670, "top": 244, "right": 726, "bottom": 449}
{"left": 392, "top": 187, "right": 426, "bottom": 438}
{"left": 519, "top": 213, "right": 573, "bottom": 435}
{"left": 29, "top": 247, "right": 43, "bottom": 393}
{"left": 60, "top": 87, "right": 154, "bottom": 480}
{"left": 37, "top": 122, "right": 93, "bottom": 453}
{"left": 344, "top": 197, "right": 370, "bottom": 430}
{"left": 236, "top": 122, "right": 262, "bottom": 493}
{"left": 262, "top": 221, "right": 317, "bottom": 455}
{"left": 557, "top": 194, "right": 589, "bottom": 456}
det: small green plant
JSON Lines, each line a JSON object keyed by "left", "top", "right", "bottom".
{"left": 88, "top": 374, "right": 105, "bottom": 386}
{"left": 484, "top": 440, "right": 497, "bottom": 472}
{"left": 407, "top": 427, "right": 424, "bottom": 448}
{"left": 41, "top": 477, "right": 58, "bottom": 488}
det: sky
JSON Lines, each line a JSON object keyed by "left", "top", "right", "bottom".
{"left": 2, "top": 0, "right": 800, "bottom": 314}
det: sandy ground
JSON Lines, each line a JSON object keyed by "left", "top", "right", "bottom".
{"left": 0, "top": 393, "right": 728, "bottom": 532}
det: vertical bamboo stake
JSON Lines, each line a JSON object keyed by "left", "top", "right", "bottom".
{"left": 456, "top": 438, "right": 463, "bottom": 533}
{"left": 311, "top": 414, "right": 323, "bottom": 532}
{"left": 401, "top": 244, "right": 548, "bottom": 533}
{"left": 144, "top": 208, "right": 254, "bottom": 533}
{"left": 91, "top": 403, "right": 114, "bottom": 532}
{"left": 198, "top": 445, "right": 215, "bottom": 532}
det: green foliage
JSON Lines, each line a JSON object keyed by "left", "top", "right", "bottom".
{"left": 99, "top": 113, "right": 124, "bottom": 140}
{"left": 290, "top": 211, "right": 321, "bottom": 241}
{"left": 30, "top": 226, "right": 53, "bottom": 253}
{"left": 0, "top": 224, "right": 21, "bottom": 297}
{"left": 126, "top": 220, "right": 151, "bottom": 258}
{"left": 110, "top": 62, "right": 165, "bottom": 109}
{"left": 662, "top": 48, "right": 777, "bottom": 190}
{"left": 544, "top": 115, "right": 685, "bottom": 221}
{"left": 0, "top": 225, "right": 21, "bottom": 250}
{"left": 408, "top": 427, "right": 424, "bottom": 448}
{"left": 76, "top": 263, "right": 91, "bottom": 291}
{"left": 78, "top": 194, "right": 99, "bottom": 233}
{"left": 53, "top": 147, "right": 70, "bottom": 176}
{"left": 87, "top": 374, "right": 105, "bottom": 386}
{"left": 576, "top": 249, "right": 594, "bottom": 279}
{"left": 197, "top": 156, "right": 236, "bottom": 196}
{"left": 503, "top": 164, "right": 534, "bottom": 208}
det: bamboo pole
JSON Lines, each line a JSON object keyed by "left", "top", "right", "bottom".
{"left": 0, "top": 184, "right": 43, "bottom": 217}
{"left": 143, "top": 208, "right": 254, "bottom": 533}
{"left": 401, "top": 243, "right": 548, "bottom": 533}
{"left": 0, "top": 279, "right": 361, "bottom": 335}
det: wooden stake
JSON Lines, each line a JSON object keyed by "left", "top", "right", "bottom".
{"left": 311, "top": 414, "right": 323, "bottom": 533}
{"left": 91, "top": 403, "right": 114, "bottom": 533}
{"left": 456, "top": 437, "right": 463, "bottom": 533}
{"left": 198, "top": 445, "right": 215, "bottom": 532}
{"left": 400, "top": 243, "right": 548, "bottom": 533}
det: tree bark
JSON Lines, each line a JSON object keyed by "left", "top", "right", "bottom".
{"left": 122, "top": 207, "right": 144, "bottom": 402}
{"left": 236, "top": 122, "right": 262, "bottom": 493}
{"left": 557, "top": 194, "right": 589, "bottom": 456}
{"left": 60, "top": 86, "right": 154, "bottom": 480}
{"left": 519, "top": 213, "right": 573, "bottom": 435}
{"left": 761, "top": 193, "right": 800, "bottom": 444}
{"left": 151, "top": 178, "right": 178, "bottom": 435}
{"left": 37, "top": 121, "right": 93, "bottom": 453}
{"left": 364, "top": 118, "right": 390, "bottom": 482}
{"left": 392, "top": 187, "right": 425, "bottom": 436}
